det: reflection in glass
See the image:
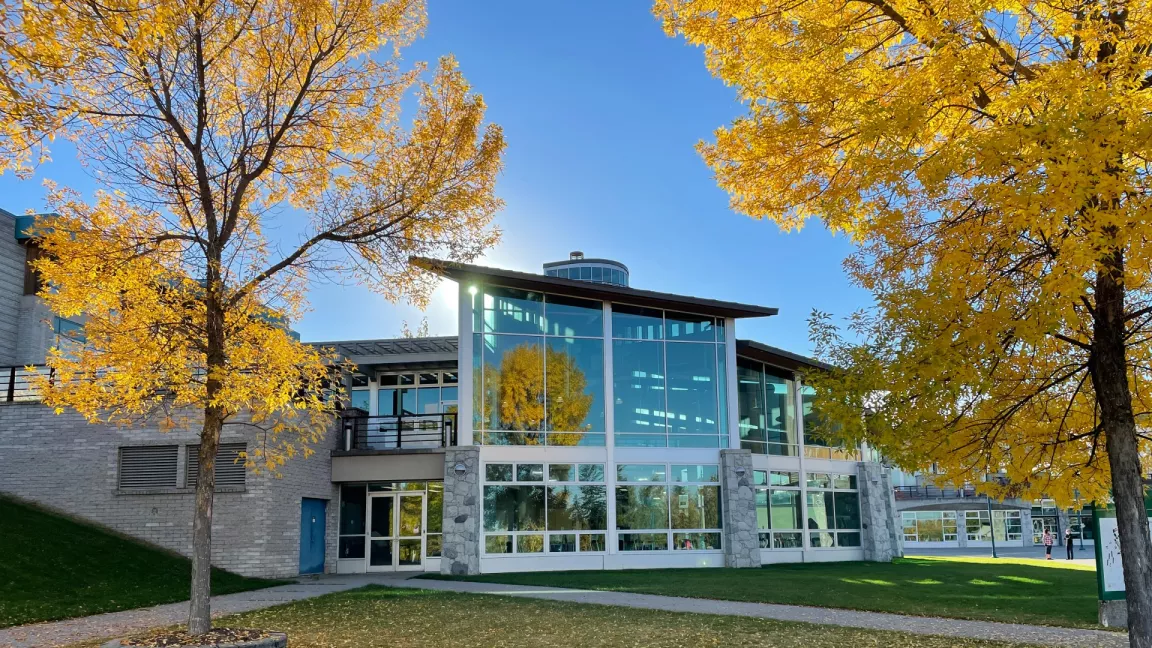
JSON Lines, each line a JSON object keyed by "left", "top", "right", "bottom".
{"left": 670, "top": 485, "right": 721, "bottom": 529}
{"left": 478, "top": 286, "right": 544, "bottom": 335}
{"left": 369, "top": 539, "right": 392, "bottom": 566}
{"left": 517, "top": 534, "right": 545, "bottom": 553}
{"left": 671, "top": 465, "right": 719, "bottom": 482}
{"left": 546, "top": 337, "right": 604, "bottom": 442}
{"left": 482, "top": 334, "right": 545, "bottom": 435}
{"left": 350, "top": 390, "right": 369, "bottom": 411}
{"left": 517, "top": 464, "right": 544, "bottom": 481}
{"left": 806, "top": 491, "right": 832, "bottom": 530}
{"left": 612, "top": 305, "right": 664, "bottom": 340}
{"left": 673, "top": 532, "right": 721, "bottom": 550}
{"left": 617, "top": 464, "right": 667, "bottom": 483}
{"left": 549, "top": 533, "right": 577, "bottom": 552}
{"left": 483, "top": 485, "right": 545, "bottom": 532}
{"left": 771, "top": 490, "right": 802, "bottom": 529}
{"left": 612, "top": 340, "right": 666, "bottom": 437}
{"left": 615, "top": 485, "right": 669, "bottom": 530}
{"left": 666, "top": 342, "right": 718, "bottom": 435}
{"left": 398, "top": 495, "right": 422, "bottom": 536}
{"left": 398, "top": 539, "right": 422, "bottom": 565}
{"left": 339, "top": 536, "right": 365, "bottom": 559}
{"left": 545, "top": 295, "right": 603, "bottom": 338}
{"left": 764, "top": 374, "right": 795, "bottom": 454}
{"left": 547, "top": 485, "right": 607, "bottom": 530}
{"left": 485, "top": 535, "right": 512, "bottom": 554}
{"left": 619, "top": 532, "right": 668, "bottom": 551}
{"left": 340, "top": 485, "right": 366, "bottom": 535}
{"left": 834, "top": 492, "right": 861, "bottom": 529}
{"left": 549, "top": 464, "right": 575, "bottom": 482}
{"left": 416, "top": 388, "right": 440, "bottom": 415}
{"left": 370, "top": 496, "right": 394, "bottom": 537}
{"left": 665, "top": 312, "right": 716, "bottom": 342}
{"left": 580, "top": 533, "right": 606, "bottom": 552}
{"left": 773, "top": 532, "right": 802, "bottom": 548}
{"left": 485, "top": 463, "right": 513, "bottom": 482}
{"left": 579, "top": 463, "right": 605, "bottom": 482}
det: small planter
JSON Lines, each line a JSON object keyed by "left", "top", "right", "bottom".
{"left": 103, "top": 629, "right": 287, "bottom": 648}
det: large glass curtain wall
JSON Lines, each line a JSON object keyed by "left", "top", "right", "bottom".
{"left": 473, "top": 287, "right": 606, "bottom": 446}
{"left": 615, "top": 464, "right": 722, "bottom": 551}
{"left": 737, "top": 359, "right": 796, "bottom": 455}
{"left": 612, "top": 306, "right": 729, "bottom": 448}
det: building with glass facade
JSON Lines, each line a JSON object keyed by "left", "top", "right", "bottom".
{"left": 323, "top": 257, "right": 902, "bottom": 575}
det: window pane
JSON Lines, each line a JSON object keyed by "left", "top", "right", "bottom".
{"left": 339, "top": 485, "right": 366, "bottom": 535}
{"left": 547, "top": 485, "right": 608, "bottom": 531}
{"left": 671, "top": 465, "right": 719, "bottom": 483}
{"left": 578, "top": 463, "right": 605, "bottom": 482}
{"left": 517, "top": 464, "right": 544, "bottom": 482}
{"left": 770, "top": 471, "right": 800, "bottom": 487}
{"left": 416, "top": 388, "right": 440, "bottom": 415}
{"left": 615, "top": 485, "right": 670, "bottom": 530}
{"left": 612, "top": 305, "right": 663, "bottom": 340}
{"left": 419, "top": 373, "right": 439, "bottom": 385}
{"left": 612, "top": 340, "right": 666, "bottom": 435}
{"left": 665, "top": 312, "right": 715, "bottom": 342}
{"left": 483, "top": 485, "right": 545, "bottom": 532}
{"left": 350, "top": 390, "right": 370, "bottom": 411}
{"left": 546, "top": 337, "right": 605, "bottom": 440}
{"left": 773, "top": 532, "right": 802, "bottom": 549}
{"left": 666, "top": 342, "right": 718, "bottom": 435}
{"left": 833, "top": 492, "right": 861, "bottom": 529}
{"left": 443, "top": 372, "right": 458, "bottom": 385}
{"left": 400, "top": 388, "right": 417, "bottom": 415}
{"left": 673, "top": 532, "right": 721, "bottom": 550}
{"left": 580, "top": 533, "right": 606, "bottom": 552}
{"left": 427, "top": 535, "right": 442, "bottom": 558}
{"left": 771, "top": 489, "right": 802, "bottom": 529}
{"left": 338, "top": 536, "right": 365, "bottom": 559}
{"left": 472, "top": 333, "right": 484, "bottom": 433}
{"left": 806, "top": 491, "right": 833, "bottom": 530}
{"left": 756, "top": 490, "right": 770, "bottom": 530}
{"left": 549, "top": 464, "right": 575, "bottom": 482}
{"left": 379, "top": 374, "right": 399, "bottom": 386}
{"left": 545, "top": 294, "right": 603, "bottom": 338}
{"left": 549, "top": 533, "right": 577, "bottom": 553}
{"left": 619, "top": 532, "right": 668, "bottom": 551}
{"left": 351, "top": 374, "right": 370, "bottom": 388}
{"left": 481, "top": 334, "right": 545, "bottom": 433}
{"left": 833, "top": 474, "right": 858, "bottom": 490}
{"left": 617, "top": 464, "right": 666, "bottom": 483}
{"left": 398, "top": 374, "right": 415, "bottom": 386}
{"left": 810, "top": 532, "right": 835, "bottom": 548}
{"left": 480, "top": 286, "right": 544, "bottom": 335}
{"left": 668, "top": 435, "right": 720, "bottom": 448}
{"left": 764, "top": 374, "right": 795, "bottom": 450}
{"left": 592, "top": 266, "right": 603, "bottom": 282}
{"left": 838, "top": 531, "right": 862, "bottom": 547}
{"left": 737, "top": 360, "right": 766, "bottom": 448}
{"left": 807, "top": 473, "right": 832, "bottom": 489}
{"left": 517, "top": 534, "right": 544, "bottom": 553}
{"left": 485, "top": 464, "right": 513, "bottom": 482}
{"left": 485, "top": 535, "right": 512, "bottom": 554}
{"left": 378, "top": 389, "right": 397, "bottom": 416}
{"left": 754, "top": 470, "right": 768, "bottom": 486}
{"left": 671, "top": 485, "right": 721, "bottom": 529}
{"left": 427, "top": 483, "right": 443, "bottom": 534}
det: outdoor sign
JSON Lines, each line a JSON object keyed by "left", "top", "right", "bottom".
{"left": 1093, "top": 503, "right": 1152, "bottom": 601}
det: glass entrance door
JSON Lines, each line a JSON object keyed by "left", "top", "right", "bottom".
{"left": 367, "top": 493, "right": 425, "bottom": 571}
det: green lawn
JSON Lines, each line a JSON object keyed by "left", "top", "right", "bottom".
{"left": 70, "top": 586, "right": 1041, "bottom": 648}
{"left": 0, "top": 496, "right": 287, "bottom": 628}
{"left": 424, "top": 556, "right": 1100, "bottom": 629}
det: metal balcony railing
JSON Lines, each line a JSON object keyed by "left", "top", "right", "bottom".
{"left": 341, "top": 413, "right": 457, "bottom": 451}
{"left": 0, "top": 365, "right": 52, "bottom": 403}
{"left": 893, "top": 484, "right": 977, "bottom": 500}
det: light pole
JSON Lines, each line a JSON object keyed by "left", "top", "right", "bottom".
{"left": 987, "top": 496, "right": 998, "bottom": 559}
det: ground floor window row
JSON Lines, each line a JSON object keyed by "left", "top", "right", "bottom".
{"left": 901, "top": 510, "right": 1023, "bottom": 543}
{"left": 753, "top": 470, "right": 861, "bottom": 549}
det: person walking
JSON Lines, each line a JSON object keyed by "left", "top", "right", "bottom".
{"left": 1065, "top": 528, "right": 1075, "bottom": 560}
{"left": 1043, "top": 529, "right": 1054, "bottom": 559}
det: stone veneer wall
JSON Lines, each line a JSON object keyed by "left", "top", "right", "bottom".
{"left": 859, "top": 462, "right": 902, "bottom": 562}
{"left": 719, "top": 449, "right": 761, "bottom": 568}
{"left": 0, "top": 402, "right": 338, "bottom": 578}
{"left": 440, "top": 446, "right": 480, "bottom": 575}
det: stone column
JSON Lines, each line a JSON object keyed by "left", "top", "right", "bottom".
{"left": 441, "top": 447, "right": 481, "bottom": 575}
{"left": 1020, "top": 507, "right": 1035, "bottom": 546}
{"left": 719, "top": 449, "right": 760, "bottom": 568}
{"left": 858, "top": 462, "right": 901, "bottom": 561}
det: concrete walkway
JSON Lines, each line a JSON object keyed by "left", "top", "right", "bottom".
{"left": 0, "top": 574, "right": 402, "bottom": 648}
{"left": 392, "top": 577, "right": 1127, "bottom": 648}
{"left": 0, "top": 573, "right": 1126, "bottom": 648}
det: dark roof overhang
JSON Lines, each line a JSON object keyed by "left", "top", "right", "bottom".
{"left": 736, "top": 339, "right": 834, "bottom": 373}
{"left": 412, "top": 257, "right": 778, "bottom": 320}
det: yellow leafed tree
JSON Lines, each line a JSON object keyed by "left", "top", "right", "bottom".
{"left": 0, "top": 0, "right": 503, "bottom": 635}
{"left": 658, "top": 0, "right": 1152, "bottom": 642}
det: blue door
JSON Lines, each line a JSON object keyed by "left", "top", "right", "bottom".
{"left": 299, "top": 498, "right": 327, "bottom": 574}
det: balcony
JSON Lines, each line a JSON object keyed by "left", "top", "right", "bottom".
{"left": 0, "top": 365, "right": 52, "bottom": 403}
{"left": 339, "top": 413, "right": 457, "bottom": 452}
{"left": 893, "top": 485, "right": 977, "bottom": 500}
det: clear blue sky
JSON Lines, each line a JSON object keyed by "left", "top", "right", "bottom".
{"left": 0, "top": 0, "right": 869, "bottom": 354}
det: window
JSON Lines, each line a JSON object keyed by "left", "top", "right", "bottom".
{"left": 376, "top": 371, "right": 459, "bottom": 417}
{"left": 472, "top": 287, "right": 605, "bottom": 446}
{"left": 339, "top": 485, "right": 367, "bottom": 559}
{"left": 118, "top": 445, "right": 178, "bottom": 489}
{"left": 965, "top": 510, "right": 1023, "bottom": 542}
{"left": 901, "top": 511, "right": 958, "bottom": 543}
{"left": 185, "top": 443, "right": 247, "bottom": 489}
{"left": 483, "top": 462, "right": 607, "bottom": 554}
{"left": 755, "top": 470, "right": 803, "bottom": 549}
{"left": 801, "top": 386, "right": 861, "bottom": 460}
{"left": 805, "top": 472, "right": 861, "bottom": 548}
{"left": 613, "top": 306, "right": 729, "bottom": 449}
{"left": 349, "top": 374, "right": 370, "bottom": 411}
{"left": 616, "top": 463, "right": 722, "bottom": 551}
{"left": 53, "top": 316, "right": 86, "bottom": 358}
{"left": 736, "top": 359, "right": 797, "bottom": 456}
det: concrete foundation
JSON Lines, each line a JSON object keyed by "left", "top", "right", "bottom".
{"left": 1099, "top": 599, "right": 1128, "bottom": 628}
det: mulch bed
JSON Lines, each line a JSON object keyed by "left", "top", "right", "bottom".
{"left": 118, "top": 628, "right": 272, "bottom": 646}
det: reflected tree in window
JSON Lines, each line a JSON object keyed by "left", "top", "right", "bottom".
{"left": 482, "top": 341, "right": 597, "bottom": 446}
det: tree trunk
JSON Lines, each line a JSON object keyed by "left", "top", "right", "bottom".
{"left": 188, "top": 290, "right": 228, "bottom": 636}
{"left": 1094, "top": 256, "right": 1152, "bottom": 648}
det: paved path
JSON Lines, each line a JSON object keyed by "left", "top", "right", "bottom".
{"left": 0, "top": 575, "right": 401, "bottom": 648}
{"left": 393, "top": 577, "right": 1127, "bottom": 648}
{"left": 0, "top": 573, "right": 1126, "bottom": 648}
